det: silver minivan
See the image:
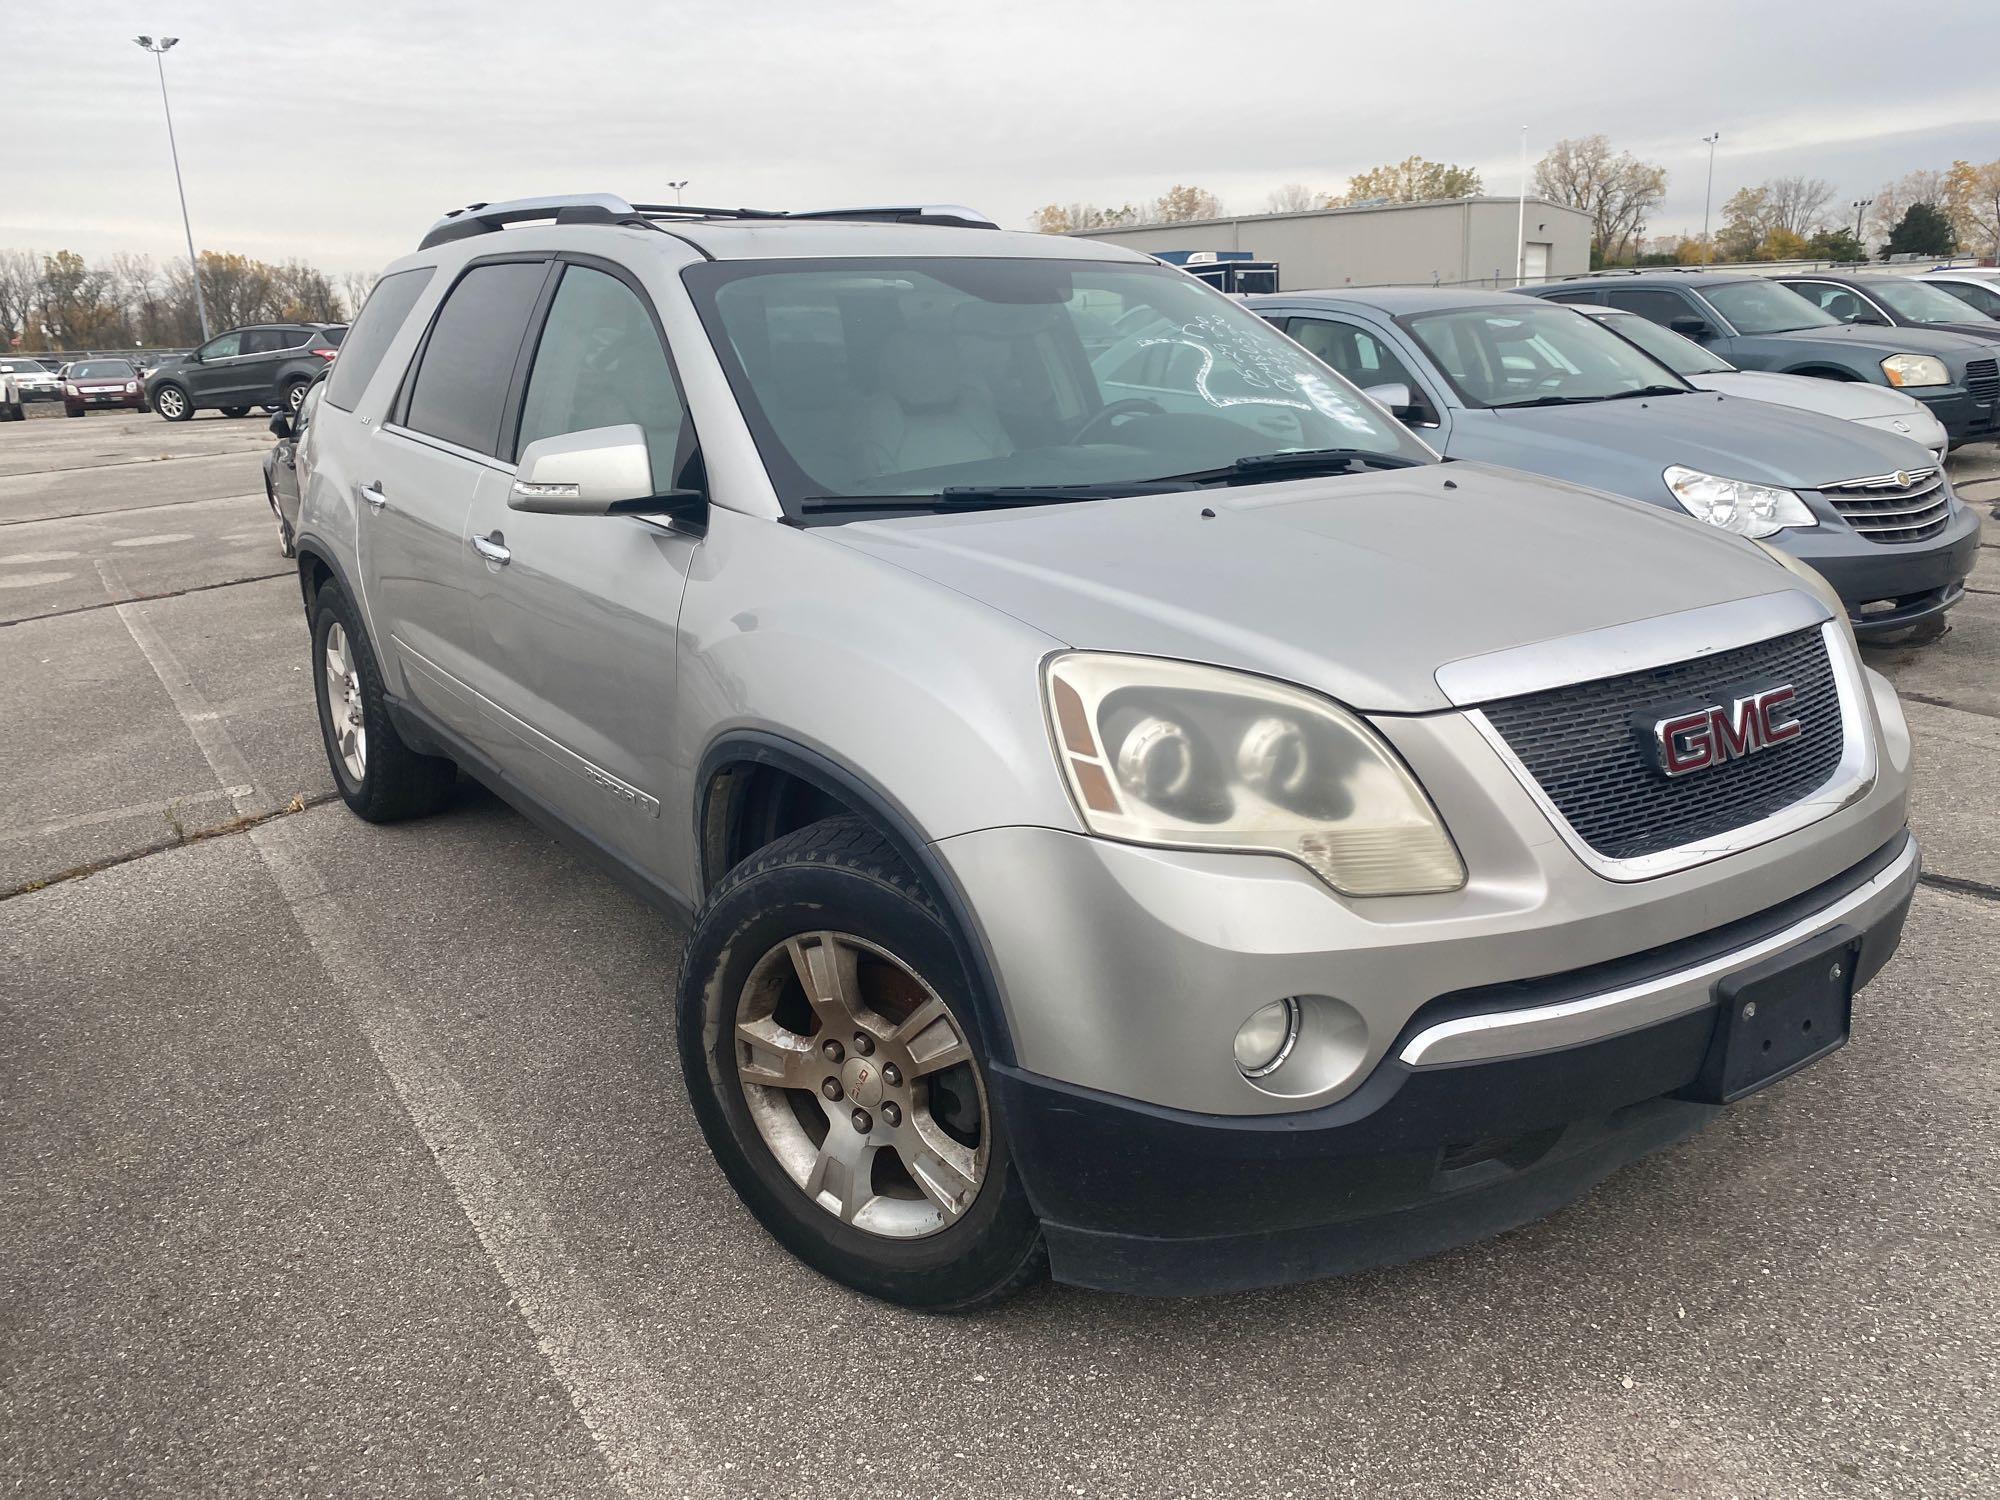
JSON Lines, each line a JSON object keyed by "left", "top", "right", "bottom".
{"left": 295, "top": 195, "right": 1919, "bottom": 1307}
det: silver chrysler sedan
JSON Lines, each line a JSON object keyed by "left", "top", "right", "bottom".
{"left": 292, "top": 195, "right": 1918, "bottom": 1307}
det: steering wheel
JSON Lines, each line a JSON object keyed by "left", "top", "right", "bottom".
{"left": 1073, "top": 397, "right": 1165, "bottom": 444}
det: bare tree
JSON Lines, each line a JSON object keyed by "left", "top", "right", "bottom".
{"left": 1265, "top": 183, "right": 1320, "bottom": 214}
{"left": 1030, "top": 202, "right": 1139, "bottom": 234}
{"left": 1870, "top": 169, "right": 1946, "bottom": 241}
{"left": 1534, "top": 135, "right": 1669, "bottom": 264}
{"left": 0, "top": 248, "right": 40, "bottom": 349}
{"left": 1766, "top": 175, "right": 1837, "bottom": 237}
{"left": 340, "top": 270, "right": 380, "bottom": 316}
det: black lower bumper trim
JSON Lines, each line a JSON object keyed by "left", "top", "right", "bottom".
{"left": 999, "top": 834, "right": 1917, "bottom": 1296}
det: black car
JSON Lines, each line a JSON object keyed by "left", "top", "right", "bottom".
{"left": 145, "top": 322, "right": 345, "bottom": 422}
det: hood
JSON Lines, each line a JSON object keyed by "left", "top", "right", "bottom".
{"left": 1691, "top": 369, "right": 1929, "bottom": 424}
{"left": 1761, "top": 322, "right": 1991, "bottom": 362}
{"left": 820, "top": 463, "right": 1802, "bottom": 714}
{"left": 1465, "top": 390, "right": 1936, "bottom": 490}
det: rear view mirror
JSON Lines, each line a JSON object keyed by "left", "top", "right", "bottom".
{"left": 510, "top": 423, "right": 703, "bottom": 519}
{"left": 1667, "top": 316, "right": 1714, "bottom": 341}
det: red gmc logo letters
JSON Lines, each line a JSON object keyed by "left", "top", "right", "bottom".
{"left": 1653, "top": 685, "right": 1802, "bottom": 777}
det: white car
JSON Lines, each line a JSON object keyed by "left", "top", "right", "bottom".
{"left": 0, "top": 356, "right": 63, "bottom": 404}
{"left": 1577, "top": 305, "right": 1950, "bottom": 459}
{"left": 1919, "top": 270, "right": 2000, "bottom": 323}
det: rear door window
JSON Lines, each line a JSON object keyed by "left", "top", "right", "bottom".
{"left": 240, "top": 329, "right": 289, "bottom": 355}
{"left": 400, "top": 261, "right": 549, "bottom": 455}
{"left": 1604, "top": 288, "right": 1699, "bottom": 325}
{"left": 325, "top": 267, "right": 435, "bottom": 411}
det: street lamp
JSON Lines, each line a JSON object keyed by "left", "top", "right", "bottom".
{"left": 1851, "top": 198, "right": 1870, "bottom": 255}
{"left": 133, "top": 35, "right": 210, "bottom": 342}
{"left": 1700, "top": 132, "right": 1720, "bottom": 264}
{"left": 667, "top": 180, "right": 690, "bottom": 206}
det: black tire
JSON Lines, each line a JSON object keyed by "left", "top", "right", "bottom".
{"left": 309, "top": 580, "right": 456, "bottom": 822}
{"left": 283, "top": 379, "right": 310, "bottom": 414}
{"left": 678, "top": 816, "right": 1046, "bottom": 1311}
{"left": 153, "top": 383, "right": 192, "bottom": 421}
{"left": 65, "top": 408, "right": 84, "bottom": 418}
{"left": 220, "top": 405, "right": 252, "bottom": 418}
{"left": 1902, "top": 615, "right": 1950, "bottom": 644}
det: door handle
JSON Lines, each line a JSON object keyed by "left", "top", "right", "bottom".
{"left": 471, "top": 531, "right": 512, "bottom": 566}
{"left": 359, "top": 483, "right": 388, "bottom": 513}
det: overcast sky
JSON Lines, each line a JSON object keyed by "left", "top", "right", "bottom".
{"left": 6, "top": 0, "right": 1997, "bottom": 277}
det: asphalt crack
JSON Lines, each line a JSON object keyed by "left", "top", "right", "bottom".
{"left": 0, "top": 792, "right": 337, "bottom": 902}
{"left": 0, "top": 569, "right": 294, "bottom": 629}
{"left": 1918, "top": 871, "right": 2000, "bottom": 905}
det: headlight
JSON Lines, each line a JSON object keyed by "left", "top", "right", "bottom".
{"left": 1663, "top": 465, "right": 1816, "bottom": 538}
{"left": 1043, "top": 653, "right": 1465, "bottom": 896}
{"left": 1881, "top": 353, "right": 1948, "bottom": 388}
{"left": 125, "top": 381, "right": 138, "bottom": 393}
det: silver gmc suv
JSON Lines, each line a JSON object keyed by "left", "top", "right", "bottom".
{"left": 295, "top": 194, "right": 1919, "bottom": 1308}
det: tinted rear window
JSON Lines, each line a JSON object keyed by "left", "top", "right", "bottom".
{"left": 322, "top": 326, "right": 347, "bottom": 347}
{"left": 401, "top": 261, "right": 548, "bottom": 455}
{"left": 324, "top": 268, "right": 435, "bottom": 412}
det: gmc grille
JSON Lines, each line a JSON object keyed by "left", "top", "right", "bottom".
{"left": 1480, "top": 628, "right": 1845, "bottom": 862}
{"left": 1819, "top": 467, "right": 1951, "bottom": 545}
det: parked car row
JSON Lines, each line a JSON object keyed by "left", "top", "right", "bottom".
{"left": 1246, "top": 286, "right": 1978, "bottom": 640}
{"left": 270, "top": 194, "right": 1934, "bottom": 1307}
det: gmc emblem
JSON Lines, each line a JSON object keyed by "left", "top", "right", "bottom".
{"left": 1646, "top": 684, "right": 1803, "bottom": 777}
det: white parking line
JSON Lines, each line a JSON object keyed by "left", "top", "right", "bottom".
{"left": 103, "top": 557, "right": 713, "bottom": 1498}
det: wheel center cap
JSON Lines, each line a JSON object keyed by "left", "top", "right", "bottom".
{"left": 841, "top": 1056, "right": 884, "bottom": 1108}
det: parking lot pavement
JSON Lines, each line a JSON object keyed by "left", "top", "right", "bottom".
{"left": 4, "top": 413, "right": 1999, "bottom": 1498}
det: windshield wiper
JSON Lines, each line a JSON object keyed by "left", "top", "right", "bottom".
{"left": 1600, "top": 384, "right": 1691, "bottom": 401}
{"left": 797, "top": 480, "right": 1197, "bottom": 518}
{"left": 1492, "top": 393, "right": 1605, "bottom": 408}
{"left": 1160, "top": 448, "right": 1426, "bottom": 485}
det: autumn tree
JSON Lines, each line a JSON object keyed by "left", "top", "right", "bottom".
{"left": 1533, "top": 136, "right": 1667, "bottom": 264}
{"left": 1336, "top": 156, "right": 1482, "bottom": 206}
{"left": 1147, "top": 185, "right": 1223, "bottom": 223}
{"left": 1031, "top": 202, "right": 1139, "bottom": 234}
{"left": 1716, "top": 186, "right": 1773, "bottom": 261}
{"left": 1945, "top": 157, "right": 2000, "bottom": 257}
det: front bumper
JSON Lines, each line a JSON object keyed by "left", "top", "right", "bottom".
{"left": 1908, "top": 383, "right": 1999, "bottom": 444}
{"left": 991, "top": 833, "right": 1916, "bottom": 1295}
{"left": 1781, "top": 502, "right": 1979, "bottom": 638}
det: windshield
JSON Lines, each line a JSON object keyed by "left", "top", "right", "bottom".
{"left": 69, "top": 360, "right": 135, "bottom": 379}
{"left": 1705, "top": 280, "right": 1839, "bottom": 335}
{"left": 1401, "top": 302, "right": 1691, "bottom": 408}
{"left": 1867, "top": 278, "right": 1986, "bottom": 325}
{"left": 1591, "top": 311, "right": 1732, "bottom": 376}
{"left": 682, "top": 258, "right": 1431, "bottom": 511}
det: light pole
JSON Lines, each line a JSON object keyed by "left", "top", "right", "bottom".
{"left": 667, "top": 180, "right": 689, "bottom": 206}
{"left": 1700, "top": 132, "right": 1720, "bottom": 264}
{"left": 133, "top": 36, "right": 209, "bottom": 342}
{"left": 1515, "top": 126, "right": 1528, "bottom": 286}
{"left": 1850, "top": 198, "right": 1869, "bottom": 256}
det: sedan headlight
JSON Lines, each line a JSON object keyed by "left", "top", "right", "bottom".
{"left": 1044, "top": 653, "right": 1464, "bottom": 896}
{"left": 1663, "top": 465, "right": 1816, "bottom": 538}
{"left": 1880, "top": 353, "right": 1949, "bottom": 388}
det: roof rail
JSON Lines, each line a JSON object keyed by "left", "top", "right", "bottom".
{"left": 418, "top": 195, "right": 998, "bottom": 250}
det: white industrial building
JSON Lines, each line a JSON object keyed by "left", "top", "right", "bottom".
{"left": 1072, "top": 196, "right": 1594, "bottom": 292}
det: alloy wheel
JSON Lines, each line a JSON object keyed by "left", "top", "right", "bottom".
{"left": 156, "top": 387, "right": 185, "bottom": 419}
{"left": 734, "top": 930, "right": 987, "bottom": 1238}
{"left": 323, "top": 622, "right": 367, "bottom": 782}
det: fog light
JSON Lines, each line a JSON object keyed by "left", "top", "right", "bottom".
{"left": 1234, "top": 998, "right": 1301, "bottom": 1078}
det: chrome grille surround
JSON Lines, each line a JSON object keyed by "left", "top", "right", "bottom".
{"left": 1818, "top": 466, "right": 1951, "bottom": 545}
{"left": 1444, "top": 603, "right": 1876, "bottom": 883}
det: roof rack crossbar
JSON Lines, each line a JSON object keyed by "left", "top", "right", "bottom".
{"left": 418, "top": 195, "right": 999, "bottom": 249}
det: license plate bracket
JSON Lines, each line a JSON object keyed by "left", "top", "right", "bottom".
{"left": 1679, "top": 925, "right": 1859, "bottom": 1105}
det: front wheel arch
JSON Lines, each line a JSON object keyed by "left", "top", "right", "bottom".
{"left": 695, "top": 732, "right": 1018, "bottom": 1071}
{"left": 1781, "top": 365, "right": 1865, "bottom": 382}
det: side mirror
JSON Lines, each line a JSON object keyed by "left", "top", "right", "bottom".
{"left": 1667, "top": 316, "right": 1714, "bottom": 341}
{"left": 510, "top": 423, "right": 703, "bottom": 519}
{"left": 1361, "top": 381, "right": 1425, "bottom": 421}
{"left": 268, "top": 413, "right": 293, "bottom": 439}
